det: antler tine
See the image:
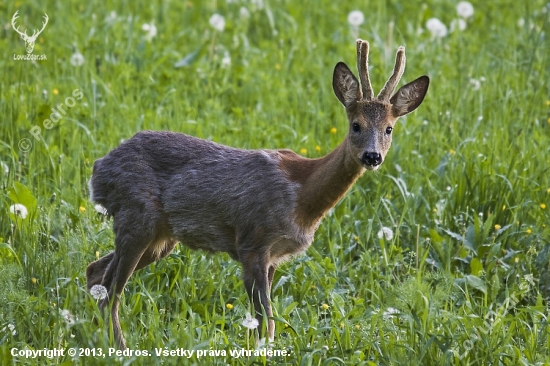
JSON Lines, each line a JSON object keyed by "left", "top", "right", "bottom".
{"left": 11, "top": 10, "right": 28, "bottom": 37}
{"left": 377, "top": 46, "right": 406, "bottom": 102}
{"left": 356, "top": 39, "right": 374, "bottom": 100}
{"left": 35, "top": 13, "right": 49, "bottom": 36}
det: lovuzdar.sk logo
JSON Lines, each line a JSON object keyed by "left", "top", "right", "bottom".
{"left": 12, "top": 10, "right": 48, "bottom": 61}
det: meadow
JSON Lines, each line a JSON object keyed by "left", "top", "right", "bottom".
{"left": 1, "top": 0, "right": 549, "bottom": 364}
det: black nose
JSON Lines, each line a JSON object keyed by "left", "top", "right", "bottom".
{"left": 362, "top": 152, "right": 382, "bottom": 166}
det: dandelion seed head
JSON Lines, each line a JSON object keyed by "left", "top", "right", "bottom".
{"left": 347, "top": 10, "right": 365, "bottom": 27}
{"left": 61, "top": 309, "right": 75, "bottom": 325}
{"left": 70, "top": 51, "right": 85, "bottom": 67}
{"left": 377, "top": 227, "right": 394, "bottom": 241}
{"left": 242, "top": 313, "right": 259, "bottom": 329}
{"left": 9, "top": 204, "right": 28, "bottom": 219}
{"left": 456, "top": 1, "right": 474, "bottom": 18}
{"left": 90, "top": 284, "right": 108, "bottom": 300}
{"left": 209, "top": 14, "right": 226, "bottom": 32}
{"left": 426, "top": 18, "right": 448, "bottom": 38}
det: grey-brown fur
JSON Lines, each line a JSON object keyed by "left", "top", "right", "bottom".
{"left": 86, "top": 39, "right": 429, "bottom": 349}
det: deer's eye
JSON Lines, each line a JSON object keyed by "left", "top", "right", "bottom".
{"left": 385, "top": 126, "right": 393, "bottom": 135}
{"left": 352, "top": 123, "right": 361, "bottom": 133}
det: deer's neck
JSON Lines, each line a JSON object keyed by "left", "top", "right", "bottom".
{"left": 277, "top": 142, "right": 365, "bottom": 230}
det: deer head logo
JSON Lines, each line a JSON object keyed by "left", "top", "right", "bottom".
{"left": 12, "top": 11, "right": 49, "bottom": 54}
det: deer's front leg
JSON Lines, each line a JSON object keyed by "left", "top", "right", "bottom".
{"left": 240, "top": 251, "right": 275, "bottom": 341}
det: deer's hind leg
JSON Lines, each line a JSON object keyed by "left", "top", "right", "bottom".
{"left": 94, "top": 208, "right": 167, "bottom": 349}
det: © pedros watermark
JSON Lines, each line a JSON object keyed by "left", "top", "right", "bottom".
{"left": 12, "top": 10, "right": 48, "bottom": 61}
{"left": 18, "top": 89, "right": 84, "bottom": 152}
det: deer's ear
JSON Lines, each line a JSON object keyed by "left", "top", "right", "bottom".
{"left": 390, "top": 75, "right": 430, "bottom": 117}
{"left": 333, "top": 62, "right": 359, "bottom": 107}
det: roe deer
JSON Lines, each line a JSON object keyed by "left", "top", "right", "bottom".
{"left": 86, "top": 39, "right": 429, "bottom": 349}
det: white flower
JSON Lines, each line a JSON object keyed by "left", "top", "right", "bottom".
{"left": 347, "top": 10, "right": 365, "bottom": 27}
{"left": 209, "top": 14, "right": 226, "bottom": 32}
{"left": 9, "top": 204, "right": 28, "bottom": 219}
{"left": 450, "top": 18, "right": 467, "bottom": 32}
{"left": 426, "top": 18, "right": 448, "bottom": 38}
{"left": 142, "top": 23, "right": 157, "bottom": 42}
{"left": 377, "top": 227, "right": 394, "bottom": 241}
{"left": 456, "top": 1, "right": 474, "bottom": 19}
{"left": 242, "top": 313, "right": 259, "bottom": 329}
{"left": 470, "top": 78, "right": 481, "bottom": 90}
{"left": 221, "top": 51, "right": 231, "bottom": 68}
{"left": 70, "top": 51, "right": 85, "bottom": 67}
{"left": 90, "top": 284, "right": 108, "bottom": 300}
{"left": 518, "top": 18, "right": 525, "bottom": 27}
{"left": 239, "top": 7, "right": 250, "bottom": 19}
{"left": 60, "top": 309, "right": 75, "bottom": 325}
{"left": 94, "top": 204, "right": 108, "bottom": 215}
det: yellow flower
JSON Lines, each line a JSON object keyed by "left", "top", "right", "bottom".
{"left": 300, "top": 148, "right": 307, "bottom": 155}
{"left": 321, "top": 303, "right": 329, "bottom": 310}
{"left": 32, "top": 277, "right": 37, "bottom": 284}
{"left": 494, "top": 224, "right": 501, "bottom": 230}
{"left": 546, "top": 100, "right": 550, "bottom": 106}
{"left": 53, "top": 88, "right": 59, "bottom": 95}
{"left": 526, "top": 228, "right": 532, "bottom": 234}
{"left": 340, "top": 323, "right": 345, "bottom": 329}
{"left": 502, "top": 205, "right": 506, "bottom": 211}
{"left": 514, "top": 257, "right": 519, "bottom": 263}
{"left": 79, "top": 206, "right": 86, "bottom": 213}
{"left": 449, "top": 149, "right": 456, "bottom": 155}
{"left": 330, "top": 127, "right": 337, "bottom": 134}
{"left": 275, "top": 63, "right": 281, "bottom": 70}
{"left": 547, "top": 188, "right": 550, "bottom": 194}
{"left": 315, "top": 145, "right": 321, "bottom": 152}
{"left": 541, "top": 203, "right": 547, "bottom": 209}
{"left": 95, "top": 251, "right": 100, "bottom": 260}
{"left": 226, "top": 303, "right": 233, "bottom": 310}
{"left": 355, "top": 324, "right": 361, "bottom": 330}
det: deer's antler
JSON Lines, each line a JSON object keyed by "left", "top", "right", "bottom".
{"left": 11, "top": 11, "right": 48, "bottom": 40}
{"left": 377, "top": 46, "right": 406, "bottom": 102}
{"left": 11, "top": 11, "right": 29, "bottom": 39}
{"left": 31, "top": 13, "right": 49, "bottom": 38}
{"left": 356, "top": 39, "right": 374, "bottom": 101}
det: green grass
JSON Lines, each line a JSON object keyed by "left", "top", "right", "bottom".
{"left": 1, "top": 0, "right": 549, "bottom": 364}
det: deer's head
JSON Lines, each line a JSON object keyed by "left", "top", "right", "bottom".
{"left": 12, "top": 11, "right": 49, "bottom": 54}
{"left": 333, "top": 40, "right": 429, "bottom": 170}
